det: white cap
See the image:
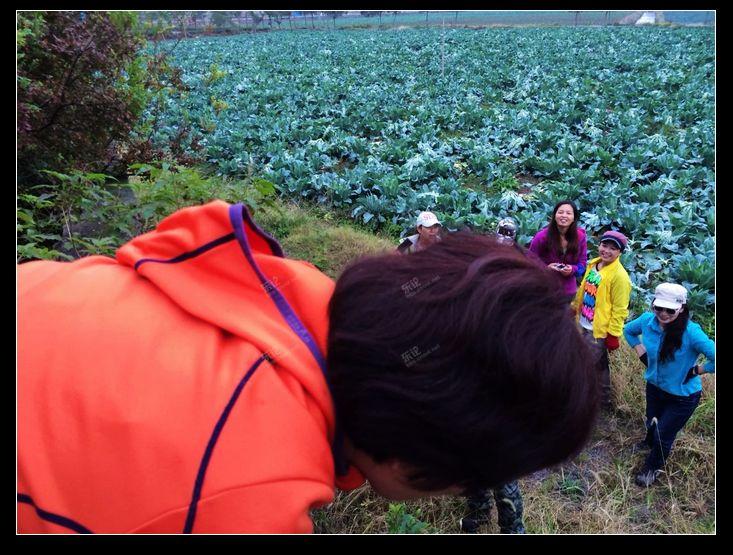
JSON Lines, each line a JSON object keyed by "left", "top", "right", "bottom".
{"left": 416, "top": 211, "right": 441, "bottom": 228}
{"left": 653, "top": 283, "right": 688, "bottom": 310}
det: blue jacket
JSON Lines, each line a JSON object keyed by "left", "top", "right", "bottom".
{"left": 623, "top": 312, "right": 715, "bottom": 396}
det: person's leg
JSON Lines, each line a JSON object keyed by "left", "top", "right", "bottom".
{"left": 637, "top": 388, "right": 701, "bottom": 486}
{"left": 641, "top": 381, "right": 663, "bottom": 448}
{"left": 493, "top": 481, "right": 526, "bottom": 534}
{"left": 596, "top": 338, "right": 611, "bottom": 407}
{"left": 581, "top": 330, "right": 609, "bottom": 408}
{"left": 460, "top": 488, "right": 493, "bottom": 533}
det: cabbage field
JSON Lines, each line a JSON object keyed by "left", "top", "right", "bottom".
{"left": 152, "top": 26, "right": 715, "bottom": 315}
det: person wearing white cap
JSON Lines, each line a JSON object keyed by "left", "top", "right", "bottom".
{"left": 623, "top": 282, "right": 715, "bottom": 487}
{"left": 396, "top": 211, "right": 442, "bottom": 254}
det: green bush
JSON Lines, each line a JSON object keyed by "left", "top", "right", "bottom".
{"left": 17, "top": 170, "right": 128, "bottom": 261}
{"left": 17, "top": 163, "right": 278, "bottom": 263}
{"left": 17, "top": 12, "right": 148, "bottom": 184}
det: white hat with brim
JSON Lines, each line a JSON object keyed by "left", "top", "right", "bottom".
{"left": 416, "top": 211, "right": 441, "bottom": 228}
{"left": 653, "top": 283, "right": 687, "bottom": 310}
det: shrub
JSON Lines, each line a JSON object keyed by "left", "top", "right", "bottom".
{"left": 17, "top": 11, "right": 147, "bottom": 185}
{"left": 17, "top": 163, "right": 278, "bottom": 263}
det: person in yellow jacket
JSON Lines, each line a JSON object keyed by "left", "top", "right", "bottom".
{"left": 573, "top": 230, "right": 632, "bottom": 407}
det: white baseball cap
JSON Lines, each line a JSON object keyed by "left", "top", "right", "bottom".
{"left": 653, "top": 283, "right": 688, "bottom": 310}
{"left": 416, "top": 211, "right": 441, "bottom": 228}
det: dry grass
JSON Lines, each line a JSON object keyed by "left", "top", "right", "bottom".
{"left": 257, "top": 201, "right": 716, "bottom": 534}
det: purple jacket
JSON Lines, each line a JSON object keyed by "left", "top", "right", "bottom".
{"left": 529, "top": 226, "right": 587, "bottom": 296}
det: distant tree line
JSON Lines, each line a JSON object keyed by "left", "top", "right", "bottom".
{"left": 136, "top": 11, "right": 438, "bottom": 37}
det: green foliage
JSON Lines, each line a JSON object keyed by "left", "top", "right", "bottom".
{"left": 493, "top": 174, "right": 521, "bottom": 192}
{"left": 18, "top": 23, "right": 715, "bottom": 319}
{"left": 204, "top": 63, "right": 228, "bottom": 85}
{"left": 210, "top": 96, "right": 229, "bottom": 114}
{"left": 686, "top": 396, "right": 715, "bottom": 435}
{"left": 17, "top": 10, "right": 205, "bottom": 188}
{"left": 256, "top": 202, "right": 395, "bottom": 277}
{"left": 211, "top": 11, "right": 232, "bottom": 30}
{"left": 673, "top": 253, "right": 715, "bottom": 291}
{"left": 17, "top": 12, "right": 148, "bottom": 184}
{"left": 694, "top": 311, "right": 715, "bottom": 339}
{"left": 17, "top": 170, "right": 131, "bottom": 261}
{"left": 128, "top": 162, "right": 277, "bottom": 226}
{"left": 557, "top": 473, "right": 586, "bottom": 502}
{"left": 386, "top": 503, "right": 432, "bottom": 534}
{"left": 147, "top": 27, "right": 714, "bottom": 319}
{"left": 17, "top": 163, "right": 278, "bottom": 263}
{"left": 17, "top": 192, "right": 73, "bottom": 261}
{"left": 16, "top": 12, "right": 45, "bottom": 57}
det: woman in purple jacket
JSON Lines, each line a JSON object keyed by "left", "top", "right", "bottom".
{"left": 529, "top": 200, "right": 587, "bottom": 301}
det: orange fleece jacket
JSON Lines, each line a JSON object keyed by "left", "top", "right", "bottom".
{"left": 18, "top": 201, "right": 363, "bottom": 533}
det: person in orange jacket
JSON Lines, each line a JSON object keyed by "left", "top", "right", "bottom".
{"left": 18, "top": 201, "right": 600, "bottom": 534}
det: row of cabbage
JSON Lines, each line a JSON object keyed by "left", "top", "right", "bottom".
{"left": 152, "top": 26, "right": 715, "bottom": 314}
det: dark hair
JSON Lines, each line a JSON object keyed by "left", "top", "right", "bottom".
{"left": 658, "top": 305, "right": 691, "bottom": 364}
{"left": 327, "top": 231, "right": 600, "bottom": 493}
{"left": 546, "top": 200, "right": 580, "bottom": 261}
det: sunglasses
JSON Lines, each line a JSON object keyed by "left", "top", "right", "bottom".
{"left": 498, "top": 229, "right": 515, "bottom": 237}
{"left": 653, "top": 305, "right": 679, "bottom": 316}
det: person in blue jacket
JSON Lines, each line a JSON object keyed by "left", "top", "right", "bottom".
{"left": 623, "top": 282, "right": 715, "bottom": 487}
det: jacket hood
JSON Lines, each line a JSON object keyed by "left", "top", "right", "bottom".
{"left": 116, "top": 200, "right": 336, "bottom": 436}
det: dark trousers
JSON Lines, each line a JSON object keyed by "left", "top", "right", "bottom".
{"left": 598, "top": 342, "right": 611, "bottom": 405}
{"left": 466, "top": 481, "right": 525, "bottom": 533}
{"left": 582, "top": 329, "right": 611, "bottom": 405}
{"left": 642, "top": 382, "right": 701, "bottom": 470}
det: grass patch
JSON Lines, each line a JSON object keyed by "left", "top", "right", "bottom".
{"left": 256, "top": 201, "right": 396, "bottom": 278}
